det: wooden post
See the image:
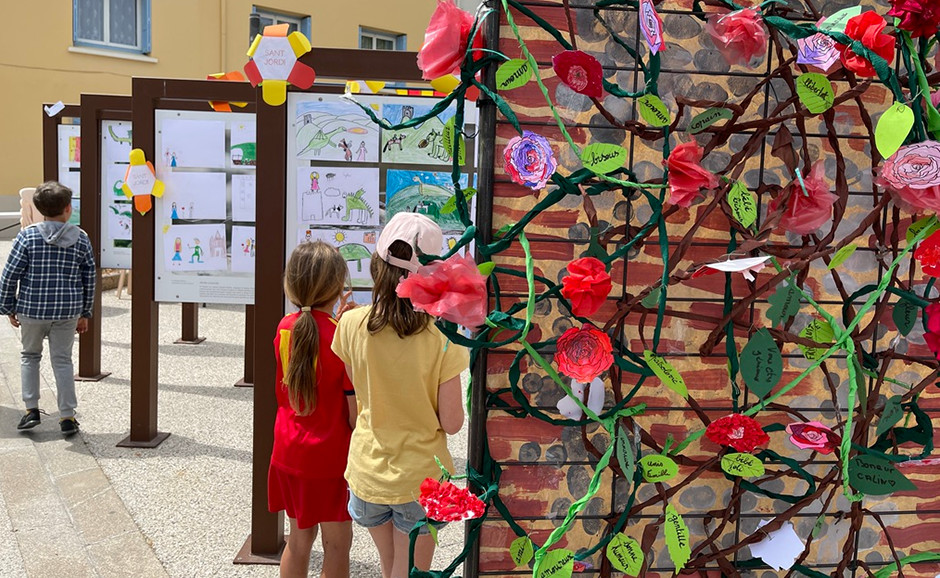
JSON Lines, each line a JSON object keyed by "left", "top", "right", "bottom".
{"left": 235, "top": 305, "right": 254, "bottom": 387}
{"left": 175, "top": 302, "right": 205, "bottom": 344}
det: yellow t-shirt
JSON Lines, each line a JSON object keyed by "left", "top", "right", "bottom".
{"left": 331, "top": 305, "right": 469, "bottom": 504}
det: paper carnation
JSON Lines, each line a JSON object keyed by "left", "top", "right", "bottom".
{"left": 396, "top": 253, "right": 489, "bottom": 328}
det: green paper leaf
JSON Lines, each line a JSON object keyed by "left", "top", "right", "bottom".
{"left": 585, "top": 226, "right": 609, "bottom": 261}
{"left": 495, "top": 58, "right": 533, "bottom": 91}
{"left": 616, "top": 424, "right": 636, "bottom": 481}
{"left": 828, "top": 244, "right": 857, "bottom": 270}
{"left": 641, "top": 287, "right": 661, "bottom": 309}
{"left": 496, "top": 222, "right": 514, "bottom": 239}
{"left": 875, "top": 102, "right": 914, "bottom": 159}
{"left": 848, "top": 454, "right": 918, "bottom": 495}
{"left": 906, "top": 216, "right": 940, "bottom": 244}
{"left": 811, "top": 514, "right": 826, "bottom": 539}
{"left": 740, "top": 328, "right": 782, "bottom": 399}
{"left": 798, "top": 319, "right": 835, "bottom": 361}
{"left": 440, "top": 187, "right": 477, "bottom": 215}
{"left": 727, "top": 181, "right": 757, "bottom": 228}
{"left": 637, "top": 94, "right": 671, "bottom": 127}
{"left": 720, "top": 452, "right": 766, "bottom": 478}
{"left": 767, "top": 279, "right": 801, "bottom": 326}
{"left": 876, "top": 395, "right": 904, "bottom": 437}
{"left": 442, "top": 117, "right": 466, "bottom": 165}
{"left": 639, "top": 454, "right": 679, "bottom": 483}
{"left": 536, "top": 548, "right": 574, "bottom": 578}
{"left": 477, "top": 261, "right": 496, "bottom": 276}
{"left": 796, "top": 73, "right": 835, "bottom": 115}
{"left": 606, "top": 533, "right": 644, "bottom": 576}
{"left": 510, "top": 536, "right": 534, "bottom": 567}
{"left": 428, "top": 522, "right": 439, "bottom": 545}
{"left": 688, "top": 107, "right": 732, "bottom": 134}
{"left": 664, "top": 505, "right": 692, "bottom": 572}
{"left": 892, "top": 299, "right": 919, "bottom": 336}
{"left": 818, "top": 6, "right": 862, "bottom": 33}
{"left": 853, "top": 355, "right": 868, "bottom": 417}
{"left": 581, "top": 143, "right": 627, "bottom": 174}
{"left": 643, "top": 350, "right": 688, "bottom": 399}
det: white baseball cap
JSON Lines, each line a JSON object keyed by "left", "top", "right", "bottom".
{"left": 376, "top": 212, "right": 443, "bottom": 273}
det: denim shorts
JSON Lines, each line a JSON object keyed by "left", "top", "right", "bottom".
{"left": 347, "top": 491, "right": 435, "bottom": 535}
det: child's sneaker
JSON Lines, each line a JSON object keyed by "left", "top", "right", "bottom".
{"left": 60, "top": 417, "right": 80, "bottom": 437}
{"left": 17, "top": 408, "right": 41, "bottom": 430}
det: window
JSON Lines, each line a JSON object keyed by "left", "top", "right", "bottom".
{"left": 73, "top": 0, "right": 151, "bottom": 53}
{"left": 359, "top": 28, "right": 406, "bottom": 51}
{"left": 251, "top": 7, "right": 311, "bottom": 45}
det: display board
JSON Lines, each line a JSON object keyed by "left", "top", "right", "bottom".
{"left": 57, "top": 124, "right": 82, "bottom": 225}
{"left": 153, "top": 110, "right": 256, "bottom": 304}
{"left": 99, "top": 119, "right": 133, "bottom": 269}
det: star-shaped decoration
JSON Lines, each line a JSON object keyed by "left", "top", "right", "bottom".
{"left": 121, "top": 148, "right": 164, "bottom": 215}
{"left": 244, "top": 24, "right": 315, "bottom": 106}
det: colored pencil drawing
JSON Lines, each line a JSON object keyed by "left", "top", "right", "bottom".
{"left": 232, "top": 174, "right": 256, "bottom": 222}
{"left": 230, "top": 122, "right": 257, "bottom": 167}
{"left": 107, "top": 204, "right": 133, "bottom": 241}
{"left": 293, "top": 97, "right": 380, "bottom": 162}
{"left": 296, "top": 228, "right": 377, "bottom": 287}
{"left": 379, "top": 103, "right": 461, "bottom": 166}
{"left": 162, "top": 172, "right": 227, "bottom": 221}
{"left": 160, "top": 118, "right": 226, "bottom": 169}
{"left": 297, "top": 167, "right": 379, "bottom": 227}
{"left": 385, "top": 170, "right": 471, "bottom": 232}
{"left": 58, "top": 125, "right": 81, "bottom": 168}
{"left": 103, "top": 120, "right": 132, "bottom": 162}
{"left": 164, "top": 224, "right": 228, "bottom": 272}
{"left": 231, "top": 226, "right": 256, "bottom": 273}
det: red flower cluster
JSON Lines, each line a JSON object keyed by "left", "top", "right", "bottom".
{"left": 706, "top": 414, "right": 770, "bottom": 453}
{"left": 665, "top": 141, "right": 719, "bottom": 207}
{"left": 555, "top": 325, "right": 614, "bottom": 383}
{"left": 914, "top": 229, "right": 940, "bottom": 277}
{"left": 418, "top": 478, "right": 486, "bottom": 522}
{"left": 560, "top": 257, "right": 613, "bottom": 317}
{"left": 924, "top": 302, "right": 940, "bottom": 360}
{"left": 835, "top": 12, "right": 895, "bottom": 78}
{"left": 888, "top": 0, "right": 940, "bottom": 38}
{"left": 767, "top": 161, "right": 837, "bottom": 235}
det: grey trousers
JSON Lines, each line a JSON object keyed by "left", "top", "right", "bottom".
{"left": 19, "top": 316, "right": 78, "bottom": 418}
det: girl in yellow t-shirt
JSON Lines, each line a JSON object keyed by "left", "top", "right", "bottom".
{"left": 331, "top": 213, "right": 469, "bottom": 578}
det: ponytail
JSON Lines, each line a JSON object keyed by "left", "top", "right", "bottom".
{"left": 284, "top": 311, "right": 320, "bottom": 415}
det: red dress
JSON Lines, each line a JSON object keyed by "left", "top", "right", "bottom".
{"left": 268, "top": 311, "right": 353, "bottom": 528}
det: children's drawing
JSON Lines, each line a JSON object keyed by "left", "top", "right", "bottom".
{"left": 297, "top": 167, "right": 379, "bottom": 227}
{"left": 160, "top": 118, "right": 226, "bottom": 169}
{"left": 162, "top": 172, "right": 227, "bottom": 220}
{"left": 107, "top": 164, "right": 129, "bottom": 198}
{"left": 232, "top": 174, "right": 256, "bottom": 222}
{"left": 164, "top": 224, "right": 227, "bottom": 272}
{"left": 57, "top": 125, "right": 81, "bottom": 168}
{"left": 296, "top": 228, "right": 378, "bottom": 287}
{"left": 379, "top": 102, "right": 462, "bottom": 166}
{"left": 68, "top": 198, "right": 81, "bottom": 226}
{"left": 107, "top": 204, "right": 133, "bottom": 241}
{"left": 230, "top": 122, "right": 257, "bottom": 167}
{"left": 231, "top": 226, "right": 256, "bottom": 273}
{"left": 59, "top": 170, "right": 81, "bottom": 198}
{"left": 293, "top": 96, "right": 380, "bottom": 162}
{"left": 103, "top": 120, "right": 132, "bottom": 163}
{"left": 385, "top": 170, "right": 472, "bottom": 232}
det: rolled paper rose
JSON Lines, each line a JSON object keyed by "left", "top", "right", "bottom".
{"left": 418, "top": 478, "right": 486, "bottom": 522}
{"left": 705, "top": 414, "right": 770, "bottom": 453}
{"left": 766, "top": 161, "right": 837, "bottom": 235}
{"left": 925, "top": 303, "right": 940, "bottom": 360}
{"left": 704, "top": 8, "right": 768, "bottom": 68}
{"left": 914, "top": 230, "right": 940, "bottom": 277}
{"left": 396, "top": 253, "right": 489, "bottom": 328}
{"left": 797, "top": 29, "right": 840, "bottom": 71}
{"left": 503, "top": 130, "right": 558, "bottom": 191}
{"left": 835, "top": 11, "right": 895, "bottom": 78}
{"left": 876, "top": 141, "right": 940, "bottom": 213}
{"left": 785, "top": 421, "right": 839, "bottom": 454}
{"left": 416, "top": 0, "right": 484, "bottom": 80}
{"left": 664, "top": 141, "right": 719, "bottom": 207}
{"left": 554, "top": 325, "right": 614, "bottom": 383}
{"left": 551, "top": 50, "right": 604, "bottom": 98}
{"left": 888, "top": 0, "right": 940, "bottom": 38}
{"left": 560, "top": 257, "right": 613, "bottom": 317}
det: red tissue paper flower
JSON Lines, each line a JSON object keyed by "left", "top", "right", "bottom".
{"left": 876, "top": 141, "right": 940, "bottom": 213}
{"left": 835, "top": 11, "right": 896, "bottom": 78}
{"left": 767, "top": 161, "right": 837, "bottom": 235}
{"left": 704, "top": 8, "right": 769, "bottom": 68}
{"left": 705, "top": 414, "right": 770, "bottom": 453}
{"left": 914, "top": 229, "right": 940, "bottom": 277}
{"left": 552, "top": 50, "right": 605, "bottom": 98}
{"left": 664, "top": 141, "right": 719, "bottom": 207}
{"left": 555, "top": 325, "right": 614, "bottom": 383}
{"left": 785, "top": 421, "right": 839, "bottom": 454}
{"left": 924, "top": 303, "right": 940, "bottom": 359}
{"left": 560, "top": 257, "right": 613, "bottom": 317}
{"left": 419, "top": 478, "right": 486, "bottom": 522}
{"left": 396, "top": 253, "right": 489, "bottom": 328}
{"left": 416, "top": 0, "right": 483, "bottom": 81}
{"left": 888, "top": 0, "right": 940, "bottom": 38}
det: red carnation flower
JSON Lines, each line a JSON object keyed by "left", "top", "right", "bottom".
{"left": 835, "top": 12, "right": 895, "bottom": 78}
{"left": 914, "top": 229, "right": 940, "bottom": 278}
{"left": 706, "top": 414, "right": 770, "bottom": 453}
{"left": 924, "top": 303, "right": 940, "bottom": 360}
{"left": 554, "top": 325, "right": 615, "bottom": 383}
{"left": 419, "top": 478, "right": 486, "bottom": 522}
{"left": 767, "top": 161, "right": 837, "bottom": 235}
{"left": 560, "top": 257, "right": 613, "bottom": 317}
{"left": 888, "top": 0, "right": 940, "bottom": 38}
{"left": 665, "top": 141, "right": 719, "bottom": 207}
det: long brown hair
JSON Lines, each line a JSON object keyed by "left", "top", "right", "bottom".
{"left": 368, "top": 239, "right": 430, "bottom": 337}
{"left": 283, "top": 241, "right": 347, "bottom": 415}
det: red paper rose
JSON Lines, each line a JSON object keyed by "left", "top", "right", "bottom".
{"left": 560, "top": 257, "right": 612, "bottom": 317}
{"left": 705, "top": 8, "right": 768, "bottom": 68}
{"left": 416, "top": 0, "right": 484, "bottom": 81}
{"left": 767, "top": 161, "right": 837, "bottom": 235}
{"left": 554, "top": 325, "right": 614, "bottom": 383}
{"left": 876, "top": 141, "right": 940, "bottom": 213}
{"left": 419, "top": 478, "right": 486, "bottom": 522}
{"left": 706, "top": 414, "right": 770, "bottom": 453}
{"left": 924, "top": 303, "right": 940, "bottom": 359}
{"left": 888, "top": 0, "right": 940, "bottom": 38}
{"left": 551, "top": 50, "right": 604, "bottom": 98}
{"left": 785, "top": 421, "right": 839, "bottom": 454}
{"left": 835, "top": 11, "right": 895, "bottom": 78}
{"left": 396, "top": 253, "right": 489, "bottom": 328}
{"left": 914, "top": 229, "right": 940, "bottom": 277}
{"left": 664, "top": 141, "right": 719, "bottom": 207}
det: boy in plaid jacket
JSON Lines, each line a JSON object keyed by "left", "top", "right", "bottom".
{"left": 0, "top": 181, "right": 96, "bottom": 436}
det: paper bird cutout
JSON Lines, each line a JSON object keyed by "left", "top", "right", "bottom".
{"left": 121, "top": 148, "right": 164, "bottom": 215}
{"left": 691, "top": 255, "right": 771, "bottom": 282}
{"left": 206, "top": 71, "right": 248, "bottom": 112}
{"left": 244, "top": 24, "right": 315, "bottom": 106}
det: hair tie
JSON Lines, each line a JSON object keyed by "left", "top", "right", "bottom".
{"left": 300, "top": 306, "right": 312, "bottom": 312}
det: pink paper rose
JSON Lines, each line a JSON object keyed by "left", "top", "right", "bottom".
{"left": 396, "top": 253, "right": 488, "bottom": 328}
{"left": 876, "top": 141, "right": 940, "bottom": 213}
{"left": 786, "top": 421, "right": 839, "bottom": 454}
{"left": 767, "top": 161, "right": 837, "bottom": 235}
{"left": 416, "top": 0, "right": 484, "bottom": 80}
{"left": 705, "top": 8, "right": 768, "bottom": 68}
{"left": 664, "top": 141, "right": 719, "bottom": 207}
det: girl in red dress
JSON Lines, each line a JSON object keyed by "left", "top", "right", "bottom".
{"left": 270, "top": 241, "right": 356, "bottom": 578}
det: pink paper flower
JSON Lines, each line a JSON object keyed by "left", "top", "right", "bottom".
{"left": 876, "top": 141, "right": 940, "bottom": 213}
{"left": 767, "top": 161, "right": 837, "bottom": 235}
{"left": 419, "top": 478, "right": 486, "bottom": 522}
{"left": 416, "top": 0, "right": 483, "bottom": 80}
{"left": 396, "top": 253, "right": 488, "bottom": 328}
{"left": 504, "top": 131, "right": 558, "bottom": 191}
{"left": 664, "top": 141, "right": 719, "bottom": 207}
{"left": 705, "top": 9, "right": 768, "bottom": 68}
{"left": 786, "top": 421, "right": 839, "bottom": 454}
{"left": 552, "top": 50, "right": 604, "bottom": 98}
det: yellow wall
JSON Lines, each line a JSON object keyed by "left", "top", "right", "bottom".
{"left": 0, "top": 0, "right": 436, "bottom": 199}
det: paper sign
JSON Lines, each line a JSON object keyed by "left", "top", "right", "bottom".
{"left": 581, "top": 143, "right": 627, "bottom": 174}
{"left": 849, "top": 454, "right": 918, "bottom": 495}
{"left": 828, "top": 244, "right": 857, "bottom": 269}
{"left": 796, "top": 73, "right": 835, "bottom": 114}
{"left": 510, "top": 536, "right": 534, "bottom": 567}
{"left": 639, "top": 454, "right": 678, "bottom": 482}
{"left": 767, "top": 279, "right": 801, "bottom": 326}
{"left": 616, "top": 424, "right": 636, "bottom": 481}
{"left": 749, "top": 520, "right": 803, "bottom": 571}
{"left": 637, "top": 94, "right": 671, "bottom": 127}
{"left": 639, "top": 0, "right": 665, "bottom": 55}
{"left": 664, "top": 505, "right": 691, "bottom": 572}
{"left": 689, "top": 107, "right": 732, "bottom": 134}
{"left": 907, "top": 216, "right": 940, "bottom": 244}
{"left": 818, "top": 6, "right": 862, "bottom": 33}
{"left": 876, "top": 103, "right": 914, "bottom": 159}
{"left": 606, "top": 534, "right": 644, "bottom": 576}
{"left": 798, "top": 319, "right": 835, "bottom": 361}
{"left": 536, "top": 548, "right": 574, "bottom": 578}
{"left": 496, "top": 59, "right": 533, "bottom": 91}
{"left": 728, "top": 181, "right": 757, "bottom": 228}
{"left": 721, "top": 453, "right": 765, "bottom": 477}
{"left": 876, "top": 395, "right": 904, "bottom": 437}
{"left": 892, "top": 299, "right": 919, "bottom": 336}
{"left": 740, "top": 328, "right": 782, "bottom": 399}
{"left": 643, "top": 350, "right": 688, "bottom": 398}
